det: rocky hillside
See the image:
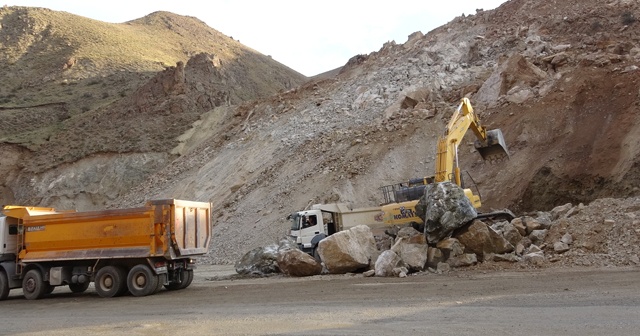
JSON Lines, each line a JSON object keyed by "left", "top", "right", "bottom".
{"left": 109, "top": 0, "right": 639, "bottom": 264}
{"left": 0, "top": 7, "right": 306, "bottom": 209}
{"left": 1, "top": 1, "right": 639, "bottom": 266}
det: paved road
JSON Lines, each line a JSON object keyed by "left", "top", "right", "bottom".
{"left": 1, "top": 266, "right": 639, "bottom": 335}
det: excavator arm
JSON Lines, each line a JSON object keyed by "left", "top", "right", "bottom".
{"left": 434, "top": 98, "right": 487, "bottom": 184}
{"left": 434, "top": 98, "right": 509, "bottom": 207}
{"left": 378, "top": 97, "right": 509, "bottom": 227}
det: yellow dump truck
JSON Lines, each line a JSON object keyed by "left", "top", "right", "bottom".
{"left": 0, "top": 199, "right": 211, "bottom": 300}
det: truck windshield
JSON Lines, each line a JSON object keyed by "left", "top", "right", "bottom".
{"left": 290, "top": 214, "right": 301, "bottom": 231}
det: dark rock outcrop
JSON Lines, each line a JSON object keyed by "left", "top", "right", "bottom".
{"left": 416, "top": 182, "right": 477, "bottom": 244}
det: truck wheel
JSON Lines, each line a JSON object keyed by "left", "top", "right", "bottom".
{"left": 153, "top": 274, "right": 166, "bottom": 294}
{"left": 127, "top": 264, "right": 158, "bottom": 297}
{"left": 22, "top": 269, "right": 47, "bottom": 300}
{"left": 68, "top": 281, "right": 90, "bottom": 294}
{"left": 179, "top": 270, "right": 194, "bottom": 289}
{"left": 95, "top": 266, "right": 127, "bottom": 298}
{"left": 313, "top": 248, "right": 321, "bottom": 263}
{"left": 0, "top": 270, "right": 9, "bottom": 300}
{"left": 164, "top": 269, "right": 190, "bottom": 291}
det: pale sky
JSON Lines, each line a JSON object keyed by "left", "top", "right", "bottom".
{"left": 7, "top": 0, "right": 508, "bottom": 76}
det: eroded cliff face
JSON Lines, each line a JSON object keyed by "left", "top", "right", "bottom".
{"left": 0, "top": 52, "right": 299, "bottom": 209}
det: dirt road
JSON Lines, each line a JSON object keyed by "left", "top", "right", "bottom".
{"left": 1, "top": 266, "right": 639, "bottom": 335}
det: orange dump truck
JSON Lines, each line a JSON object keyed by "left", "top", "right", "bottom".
{"left": 0, "top": 199, "right": 211, "bottom": 300}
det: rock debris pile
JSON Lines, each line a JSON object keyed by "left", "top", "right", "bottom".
{"left": 235, "top": 189, "right": 640, "bottom": 277}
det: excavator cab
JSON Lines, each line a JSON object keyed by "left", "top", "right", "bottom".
{"left": 474, "top": 129, "right": 510, "bottom": 161}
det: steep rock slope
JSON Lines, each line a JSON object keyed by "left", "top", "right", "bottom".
{"left": 111, "top": 0, "right": 640, "bottom": 263}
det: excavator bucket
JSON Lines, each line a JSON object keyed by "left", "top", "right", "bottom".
{"left": 474, "top": 129, "right": 510, "bottom": 161}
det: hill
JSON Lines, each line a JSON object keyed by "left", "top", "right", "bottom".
{"left": 1, "top": 1, "right": 639, "bottom": 265}
{"left": 110, "top": 0, "right": 640, "bottom": 263}
{"left": 0, "top": 7, "right": 305, "bottom": 110}
{"left": 0, "top": 7, "right": 306, "bottom": 208}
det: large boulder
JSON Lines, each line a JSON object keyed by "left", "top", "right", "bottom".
{"left": 427, "top": 247, "right": 444, "bottom": 269}
{"left": 447, "top": 253, "right": 478, "bottom": 267}
{"left": 501, "top": 223, "right": 524, "bottom": 247}
{"left": 436, "top": 238, "right": 465, "bottom": 258}
{"left": 529, "top": 229, "right": 548, "bottom": 244}
{"left": 395, "top": 226, "right": 426, "bottom": 245}
{"left": 550, "top": 203, "right": 573, "bottom": 220}
{"left": 523, "top": 251, "right": 545, "bottom": 266}
{"left": 318, "top": 225, "right": 378, "bottom": 274}
{"left": 511, "top": 216, "right": 549, "bottom": 235}
{"left": 415, "top": 182, "right": 477, "bottom": 244}
{"left": 454, "top": 220, "right": 514, "bottom": 259}
{"left": 235, "top": 244, "right": 280, "bottom": 275}
{"left": 391, "top": 238, "right": 429, "bottom": 272}
{"left": 277, "top": 248, "right": 322, "bottom": 277}
{"left": 374, "top": 250, "right": 404, "bottom": 277}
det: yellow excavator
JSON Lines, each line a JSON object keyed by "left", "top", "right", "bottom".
{"left": 380, "top": 97, "right": 510, "bottom": 226}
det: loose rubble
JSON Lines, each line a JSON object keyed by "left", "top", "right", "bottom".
{"left": 236, "top": 197, "right": 640, "bottom": 278}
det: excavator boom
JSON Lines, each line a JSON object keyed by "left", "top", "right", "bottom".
{"left": 435, "top": 98, "right": 509, "bottom": 184}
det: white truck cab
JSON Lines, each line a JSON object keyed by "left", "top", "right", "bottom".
{"left": 289, "top": 209, "right": 338, "bottom": 256}
{"left": 288, "top": 203, "right": 384, "bottom": 257}
{"left": 0, "top": 216, "right": 19, "bottom": 261}
{"left": 0, "top": 215, "right": 22, "bottom": 299}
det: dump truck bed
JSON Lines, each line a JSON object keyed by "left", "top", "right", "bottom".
{"left": 5, "top": 199, "right": 211, "bottom": 263}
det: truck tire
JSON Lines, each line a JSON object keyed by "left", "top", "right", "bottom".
{"left": 163, "top": 273, "right": 181, "bottom": 291}
{"left": 313, "top": 248, "right": 321, "bottom": 263}
{"left": 153, "top": 273, "right": 166, "bottom": 294}
{"left": 68, "top": 281, "right": 90, "bottom": 294}
{"left": 127, "top": 264, "right": 158, "bottom": 297}
{"left": 180, "top": 270, "right": 194, "bottom": 289}
{"left": 164, "top": 269, "right": 190, "bottom": 291}
{"left": 0, "top": 270, "right": 9, "bottom": 300}
{"left": 22, "top": 269, "right": 47, "bottom": 300}
{"left": 95, "top": 266, "right": 127, "bottom": 298}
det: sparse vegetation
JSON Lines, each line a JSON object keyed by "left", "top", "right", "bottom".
{"left": 621, "top": 11, "right": 636, "bottom": 25}
{"left": 0, "top": 5, "right": 306, "bottom": 174}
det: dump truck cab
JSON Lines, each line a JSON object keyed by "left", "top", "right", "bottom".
{"left": 0, "top": 216, "right": 19, "bottom": 261}
{"left": 289, "top": 209, "right": 338, "bottom": 255}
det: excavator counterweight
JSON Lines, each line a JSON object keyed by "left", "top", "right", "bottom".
{"left": 474, "top": 129, "right": 510, "bottom": 161}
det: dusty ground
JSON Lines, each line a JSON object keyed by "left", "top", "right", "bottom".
{"left": 1, "top": 265, "right": 639, "bottom": 335}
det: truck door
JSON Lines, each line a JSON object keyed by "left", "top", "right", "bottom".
{"left": 299, "top": 212, "right": 323, "bottom": 250}
{"left": 0, "top": 217, "right": 19, "bottom": 260}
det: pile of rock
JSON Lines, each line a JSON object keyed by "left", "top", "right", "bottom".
{"left": 235, "top": 237, "right": 323, "bottom": 277}
{"left": 234, "top": 184, "right": 607, "bottom": 278}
